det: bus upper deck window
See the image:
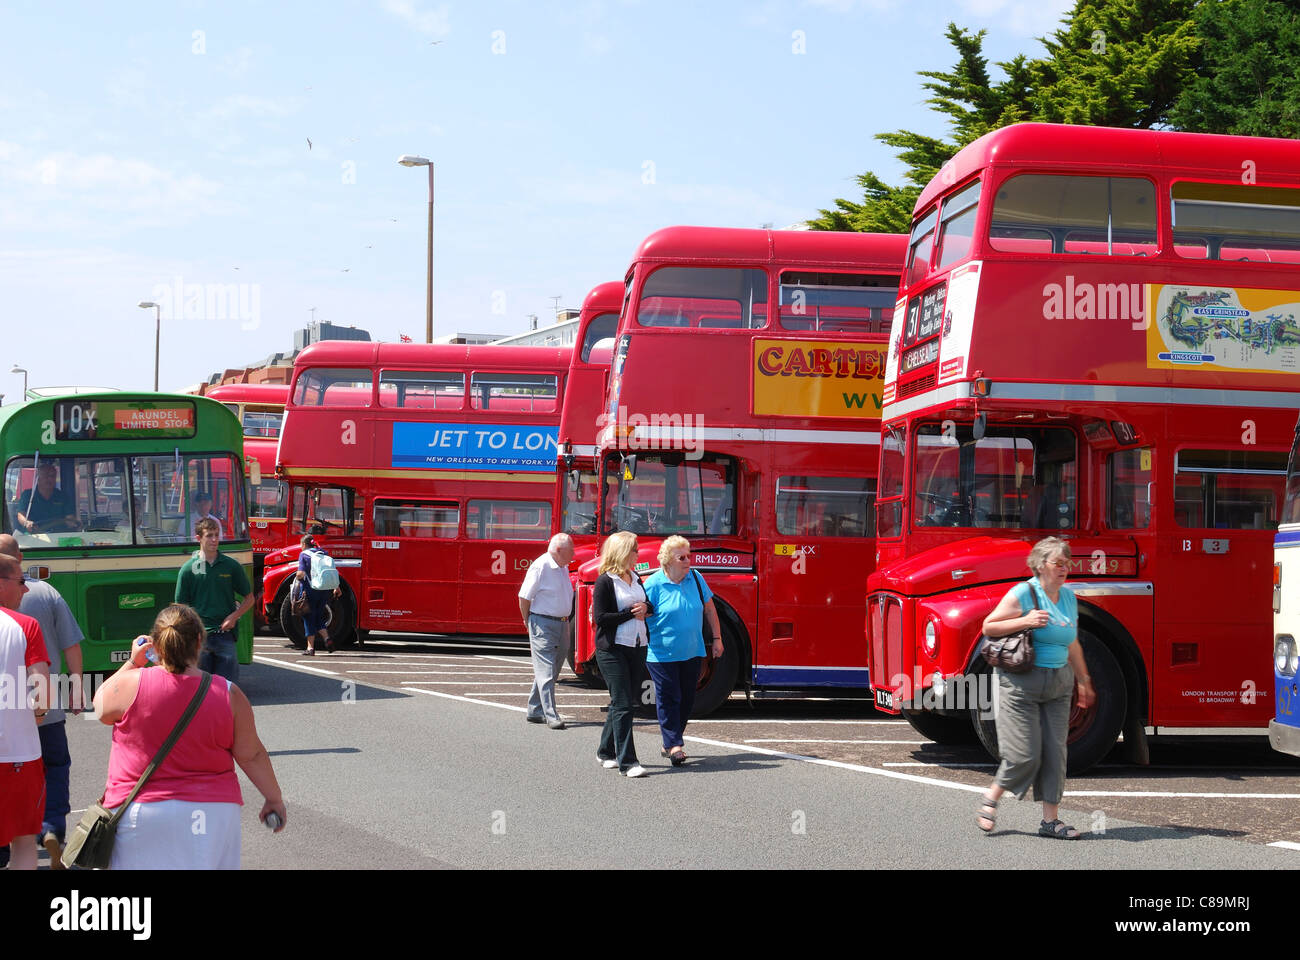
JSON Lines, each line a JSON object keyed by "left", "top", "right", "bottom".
{"left": 1173, "top": 182, "right": 1300, "bottom": 262}
{"left": 988, "top": 175, "right": 1156, "bottom": 255}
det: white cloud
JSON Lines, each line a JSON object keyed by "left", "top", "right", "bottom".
{"left": 381, "top": 0, "right": 452, "bottom": 39}
{"left": 201, "top": 94, "right": 301, "bottom": 120}
{"left": 218, "top": 46, "right": 254, "bottom": 78}
{"left": 0, "top": 146, "right": 226, "bottom": 230}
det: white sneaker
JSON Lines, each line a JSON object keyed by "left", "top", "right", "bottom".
{"left": 624, "top": 765, "right": 647, "bottom": 778}
{"left": 600, "top": 758, "right": 618, "bottom": 769}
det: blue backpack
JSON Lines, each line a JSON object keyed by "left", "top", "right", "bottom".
{"left": 309, "top": 549, "right": 339, "bottom": 590}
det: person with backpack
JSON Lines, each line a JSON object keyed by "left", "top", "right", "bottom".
{"left": 295, "top": 534, "right": 340, "bottom": 655}
{"left": 642, "top": 536, "right": 722, "bottom": 767}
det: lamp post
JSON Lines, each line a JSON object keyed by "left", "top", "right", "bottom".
{"left": 397, "top": 154, "right": 434, "bottom": 343}
{"left": 10, "top": 365, "right": 28, "bottom": 400}
{"left": 137, "top": 301, "right": 161, "bottom": 391}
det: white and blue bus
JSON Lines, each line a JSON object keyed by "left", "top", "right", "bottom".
{"left": 1271, "top": 414, "right": 1300, "bottom": 756}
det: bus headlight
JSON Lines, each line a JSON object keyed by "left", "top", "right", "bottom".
{"left": 923, "top": 619, "right": 939, "bottom": 657}
{"left": 1276, "top": 635, "right": 1298, "bottom": 677}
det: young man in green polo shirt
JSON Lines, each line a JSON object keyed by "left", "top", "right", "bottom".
{"left": 175, "top": 517, "right": 253, "bottom": 682}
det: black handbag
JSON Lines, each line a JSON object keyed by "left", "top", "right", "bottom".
{"left": 62, "top": 673, "right": 213, "bottom": 869}
{"left": 980, "top": 584, "right": 1038, "bottom": 674}
{"left": 691, "top": 570, "right": 715, "bottom": 644}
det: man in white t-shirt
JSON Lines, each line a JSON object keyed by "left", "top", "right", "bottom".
{"left": 517, "top": 534, "right": 575, "bottom": 729}
{"left": 0, "top": 553, "right": 51, "bottom": 870}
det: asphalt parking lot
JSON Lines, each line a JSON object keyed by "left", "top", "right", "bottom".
{"left": 253, "top": 632, "right": 1300, "bottom": 851}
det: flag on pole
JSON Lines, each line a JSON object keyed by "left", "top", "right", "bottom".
{"left": 399, "top": 333, "right": 413, "bottom": 343}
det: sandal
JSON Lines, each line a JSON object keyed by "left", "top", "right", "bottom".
{"left": 976, "top": 795, "right": 998, "bottom": 833}
{"left": 661, "top": 748, "right": 687, "bottom": 766}
{"left": 1039, "top": 819, "right": 1081, "bottom": 840}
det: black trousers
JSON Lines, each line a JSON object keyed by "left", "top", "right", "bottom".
{"left": 596, "top": 644, "right": 647, "bottom": 771}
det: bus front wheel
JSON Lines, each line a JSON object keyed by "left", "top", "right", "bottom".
{"left": 901, "top": 706, "right": 979, "bottom": 744}
{"left": 968, "top": 631, "right": 1126, "bottom": 775}
{"left": 279, "top": 590, "right": 357, "bottom": 650}
{"left": 691, "top": 622, "right": 739, "bottom": 718}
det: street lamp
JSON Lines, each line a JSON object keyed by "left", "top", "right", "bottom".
{"left": 397, "top": 154, "right": 434, "bottom": 344}
{"left": 10, "top": 365, "right": 27, "bottom": 399}
{"left": 137, "top": 301, "right": 161, "bottom": 391}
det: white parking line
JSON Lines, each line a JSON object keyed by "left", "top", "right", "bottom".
{"left": 688, "top": 718, "right": 904, "bottom": 725}
{"left": 884, "top": 761, "right": 998, "bottom": 768}
{"left": 252, "top": 655, "right": 338, "bottom": 676}
{"left": 347, "top": 670, "right": 533, "bottom": 676}
{"left": 399, "top": 681, "right": 532, "bottom": 686}
{"left": 469, "top": 692, "right": 614, "bottom": 698}
{"left": 1268, "top": 841, "right": 1300, "bottom": 851}
{"left": 743, "top": 739, "right": 927, "bottom": 745}
{"left": 1062, "top": 791, "right": 1300, "bottom": 799}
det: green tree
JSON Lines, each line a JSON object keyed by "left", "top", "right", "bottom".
{"left": 1031, "top": 0, "right": 1198, "bottom": 128}
{"left": 1169, "top": 0, "right": 1300, "bottom": 137}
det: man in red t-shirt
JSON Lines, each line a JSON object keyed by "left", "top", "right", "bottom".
{"left": 0, "top": 554, "right": 51, "bottom": 869}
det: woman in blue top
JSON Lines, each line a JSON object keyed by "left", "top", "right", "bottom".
{"left": 642, "top": 536, "right": 722, "bottom": 766}
{"left": 975, "top": 537, "right": 1095, "bottom": 839}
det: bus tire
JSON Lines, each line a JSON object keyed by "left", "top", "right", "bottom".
{"left": 570, "top": 651, "right": 606, "bottom": 689}
{"left": 279, "top": 591, "right": 357, "bottom": 650}
{"left": 691, "top": 621, "right": 739, "bottom": 718}
{"left": 901, "top": 706, "right": 979, "bottom": 745}
{"left": 967, "top": 631, "right": 1126, "bottom": 775}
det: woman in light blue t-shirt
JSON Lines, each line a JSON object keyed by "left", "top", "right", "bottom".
{"left": 642, "top": 536, "right": 722, "bottom": 766}
{"left": 975, "top": 537, "right": 1095, "bottom": 840}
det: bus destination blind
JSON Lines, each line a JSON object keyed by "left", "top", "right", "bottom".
{"left": 53, "top": 401, "right": 197, "bottom": 440}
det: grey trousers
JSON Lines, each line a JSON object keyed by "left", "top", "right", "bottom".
{"left": 993, "top": 664, "right": 1074, "bottom": 803}
{"left": 526, "top": 616, "right": 568, "bottom": 723}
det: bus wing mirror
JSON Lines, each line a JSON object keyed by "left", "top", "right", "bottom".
{"left": 972, "top": 413, "right": 987, "bottom": 441}
{"left": 568, "top": 469, "right": 583, "bottom": 501}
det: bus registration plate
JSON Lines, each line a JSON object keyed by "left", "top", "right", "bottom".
{"left": 109, "top": 650, "right": 130, "bottom": 663}
{"left": 874, "top": 688, "right": 894, "bottom": 710}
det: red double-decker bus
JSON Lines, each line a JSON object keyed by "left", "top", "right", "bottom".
{"left": 571, "top": 225, "right": 906, "bottom": 714}
{"left": 262, "top": 342, "right": 571, "bottom": 647}
{"left": 557, "top": 280, "right": 623, "bottom": 562}
{"left": 867, "top": 123, "right": 1300, "bottom": 770}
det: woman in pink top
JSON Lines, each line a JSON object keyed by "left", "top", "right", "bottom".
{"left": 93, "top": 604, "right": 286, "bottom": 869}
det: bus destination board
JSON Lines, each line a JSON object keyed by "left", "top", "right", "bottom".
{"left": 54, "top": 401, "right": 197, "bottom": 441}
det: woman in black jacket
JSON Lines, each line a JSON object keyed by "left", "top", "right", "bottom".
{"left": 593, "top": 531, "right": 652, "bottom": 778}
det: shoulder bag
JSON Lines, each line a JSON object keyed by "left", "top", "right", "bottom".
{"left": 980, "top": 583, "right": 1038, "bottom": 674}
{"left": 691, "top": 570, "right": 715, "bottom": 644}
{"left": 62, "top": 672, "right": 213, "bottom": 869}
{"left": 290, "top": 578, "right": 309, "bottom": 616}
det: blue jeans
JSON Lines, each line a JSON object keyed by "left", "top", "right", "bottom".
{"left": 647, "top": 658, "right": 701, "bottom": 750}
{"left": 40, "top": 721, "right": 70, "bottom": 842}
{"left": 200, "top": 630, "right": 239, "bottom": 683}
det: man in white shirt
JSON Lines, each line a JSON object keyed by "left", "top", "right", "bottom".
{"left": 517, "top": 534, "right": 575, "bottom": 729}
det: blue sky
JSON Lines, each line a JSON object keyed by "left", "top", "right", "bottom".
{"left": 0, "top": 0, "right": 1074, "bottom": 394}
